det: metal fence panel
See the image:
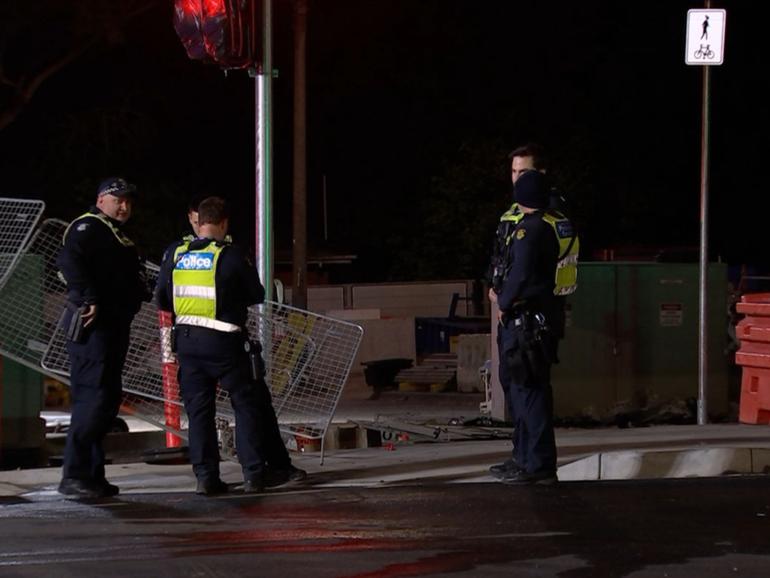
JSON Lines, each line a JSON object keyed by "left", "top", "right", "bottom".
{"left": 0, "top": 198, "right": 46, "bottom": 290}
{"left": 0, "top": 218, "right": 66, "bottom": 373}
{"left": 250, "top": 302, "right": 364, "bottom": 440}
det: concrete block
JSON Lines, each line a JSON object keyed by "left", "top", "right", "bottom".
{"left": 352, "top": 282, "right": 471, "bottom": 318}
{"left": 350, "top": 318, "right": 416, "bottom": 376}
{"left": 323, "top": 422, "right": 364, "bottom": 450}
{"left": 327, "top": 308, "right": 381, "bottom": 320}
{"left": 599, "top": 448, "right": 752, "bottom": 480}
{"left": 599, "top": 451, "right": 644, "bottom": 479}
{"left": 283, "top": 286, "right": 345, "bottom": 313}
{"left": 666, "top": 448, "right": 751, "bottom": 477}
{"left": 558, "top": 454, "right": 600, "bottom": 481}
{"left": 456, "top": 334, "right": 490, "bottom": 393}
{"left": 751, "top": 448, "right": 770, "bottom": 474}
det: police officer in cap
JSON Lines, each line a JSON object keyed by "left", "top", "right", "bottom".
{"left": 156, "top": 196, "right": 303, "bottom": 495}
{"left": 57, "top": 177, "right": 149, "bottom": 498}
{"left": 493, "top": 169, "right": 578, "bottom": 485}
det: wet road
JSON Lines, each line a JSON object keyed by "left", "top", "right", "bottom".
{"left": 1, "top": 476, "right": 769, "bottom": 577}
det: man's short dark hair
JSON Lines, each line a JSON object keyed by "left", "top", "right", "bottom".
{"left": 197, "top": 196, "right": 229, "bottom": 226}
{"left": 187, "top": 194, "right": 207, "bottom": 213}
{"left": 509, "top": 143, "right": 547, "bottom": 171}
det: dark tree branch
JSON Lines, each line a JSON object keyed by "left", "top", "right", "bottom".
{"left": 0, "top": 41, "right": 91, "bottom": 132}
{"left": 0, "top": 0, "right": 159, "bottom": 132}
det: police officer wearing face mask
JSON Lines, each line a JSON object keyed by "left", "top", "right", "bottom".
{"left": 492, "top": 170, "right": 578, "bottom": 486}
{"left": 57, "top": 177, "right": 150, "bottom": 498}
{"left": 156, "top": 196, "right": 303, "bottom": 495}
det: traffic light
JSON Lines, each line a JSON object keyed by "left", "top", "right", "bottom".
{"left": 173, "top": 0, "right": 209, "bottom": 62}
{"left": 173, "top": 0, "right": 262, "bottom": 70}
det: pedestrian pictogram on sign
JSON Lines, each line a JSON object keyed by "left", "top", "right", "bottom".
{"left": 686, "top": 9, "right": 726, "bottom": 65}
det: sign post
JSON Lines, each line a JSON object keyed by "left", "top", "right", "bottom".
{"left": 686, "top": 5, "right": 726, "bottom": 425}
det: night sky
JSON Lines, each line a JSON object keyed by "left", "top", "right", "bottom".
{"left": 0, "top": 0, "right": 764, "bottom": 282}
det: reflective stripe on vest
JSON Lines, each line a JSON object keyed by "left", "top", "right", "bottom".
{"left": 541, "top": 210, "right": 579, "bottom": 296}
{"left": 173, "top": 285, "right": 215, "bottom": 299}
{"left": 174, "top": 315, "right": 241, "bottom": 333}
{"left": 63, "top": 212, "right": 135, "bottom": 247}
{"left": 172, "top": 241, "right": 241, "bottom": 333}
{"left": 500, "top": 203, "right": 523, "bottom": 224}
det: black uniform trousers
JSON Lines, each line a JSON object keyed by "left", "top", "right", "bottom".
{"left": 175, "top": 326, "right": 288, "bottom": 482}
{"left": 498, "top": 320, "right": 557, "bottom": 475}
{"left": 63, "top": 321, "right": 131, "bottom": 482}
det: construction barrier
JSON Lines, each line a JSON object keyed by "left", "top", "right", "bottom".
{"left": 0, "top": 213, "right": 364, "bottom": 460}
{"left": 0, "top": 198, "right": 45, "bottom": 290}
{"left": 735, "top": 293, "right": 770, "bottom": 424}
{"left": 158, "top": 310, "right": 183, "bottom": 448}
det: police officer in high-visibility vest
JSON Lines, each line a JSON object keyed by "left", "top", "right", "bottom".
{"left": 491, "top": 169, "right": 578, "bottom": 485}
{"left": 156, "top": 196, "right": 298, "bottom": 495}
{"left": 488, "top": 144, "right": 546, "bottom": 481}
{"left": 158, "top": 195, "right": 305, "bottom": 492}
{"left": 57, "top": 177, "right": 150, "bottom": 498}
{"left": 488, "top": 144, "right": 576, "bottom": 482}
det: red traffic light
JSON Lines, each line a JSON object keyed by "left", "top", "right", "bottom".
{"left": 173, "top": 0, "right": 261, "bottom": 70}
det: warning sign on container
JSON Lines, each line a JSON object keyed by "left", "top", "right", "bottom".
{"left": 660, "top": 303, "right": 683, "bottom": 327}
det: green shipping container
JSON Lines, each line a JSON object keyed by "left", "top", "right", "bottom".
{"left": 0, "top": 356, "right": 45, "bottom": 465}
{"left": 552, "top": 262, "right": 729, "bottom": 419}
{"left": 0, "top": 253, "right": 46, "bottom": 467}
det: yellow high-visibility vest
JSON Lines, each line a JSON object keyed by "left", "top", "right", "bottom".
{"left": 541, "top": 210, "right": 579, "bottom": 296}
{"left": 62, "top": 211, "right": 135, "bottom": 247}
{"left": 172, "top": 240, "right": 240, "bottom": 333}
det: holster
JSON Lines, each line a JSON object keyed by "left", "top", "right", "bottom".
{"left": 504, "top": 310, "right": 558, "bottom": 386}
{"left": 244, "top": 339, "right": 265, "bottom": 381}
{"left": 63, "top": 302, "right": 88, "bottom": 343}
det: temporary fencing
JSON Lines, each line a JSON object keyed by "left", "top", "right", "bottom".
{"left": 0, "top": 198, "right": 45, "bottom": 290}
{"left": 0, "top": 212, "right": 363, "bottom": 461}
{"left": 0, "top": 217, "right": 66, "bottom": 373}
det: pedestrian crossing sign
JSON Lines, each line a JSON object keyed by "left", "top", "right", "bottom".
{"left": 686, "top": 9, "right": 726, "bottom": 65}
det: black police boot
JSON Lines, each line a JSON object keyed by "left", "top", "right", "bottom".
{"left": 489, "top": 458, "right": 523, "bottom": 480}
{"left": 242, "top": 473, "right": 265, "bottom": 494}
{"left": 96, "top": 478, "right": 120, "bottom": 497}
{"left": 263, "top": 464, "right": 308, "bottom": 488}
{"left": 195, "top": 477, "right": 228, "bottom": 496}
{"left": 269, "top": 464, "right": 308, "bottom": 485}
{"left": 286, "top": 465, "right": 308, "bottom": 482}
{"left": 58, "top": 478, "right": 106, "bottom": 499}
{"left": 500, "top": 469, "right": 558, "bottom": 486}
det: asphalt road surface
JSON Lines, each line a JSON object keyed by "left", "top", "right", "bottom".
{"left": 1, "top": 476, "right": 769, "bottom": 577}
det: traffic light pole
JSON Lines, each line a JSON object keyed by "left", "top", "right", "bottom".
{"left": 255, "top": 0, "right": 274, "bottom": 300}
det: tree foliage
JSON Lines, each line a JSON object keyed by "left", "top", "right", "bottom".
{"left": 0, "top": 0, "right": 156, "bottom": 131}
{"left": 388, "top": 139, "right": 510, "bottom": 281}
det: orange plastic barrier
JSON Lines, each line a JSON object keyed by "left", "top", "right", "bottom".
{"left": 735, "top": 293, "right": 770, "bottom": 424}
{"left": 158, "top": 310, "right": 183, "bottom": 447}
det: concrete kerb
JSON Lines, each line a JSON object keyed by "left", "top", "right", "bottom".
{"left": 4, "top": 423, "right": 770, "bottom": 497}
{"left": 554, "top": 423, "right": 770, "bottom": 481}
{"left": 4, "top": 445, "right": 769, "bottom": 498}
{"left": 558, "top": 447, "right": 770, "bottom": 482}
